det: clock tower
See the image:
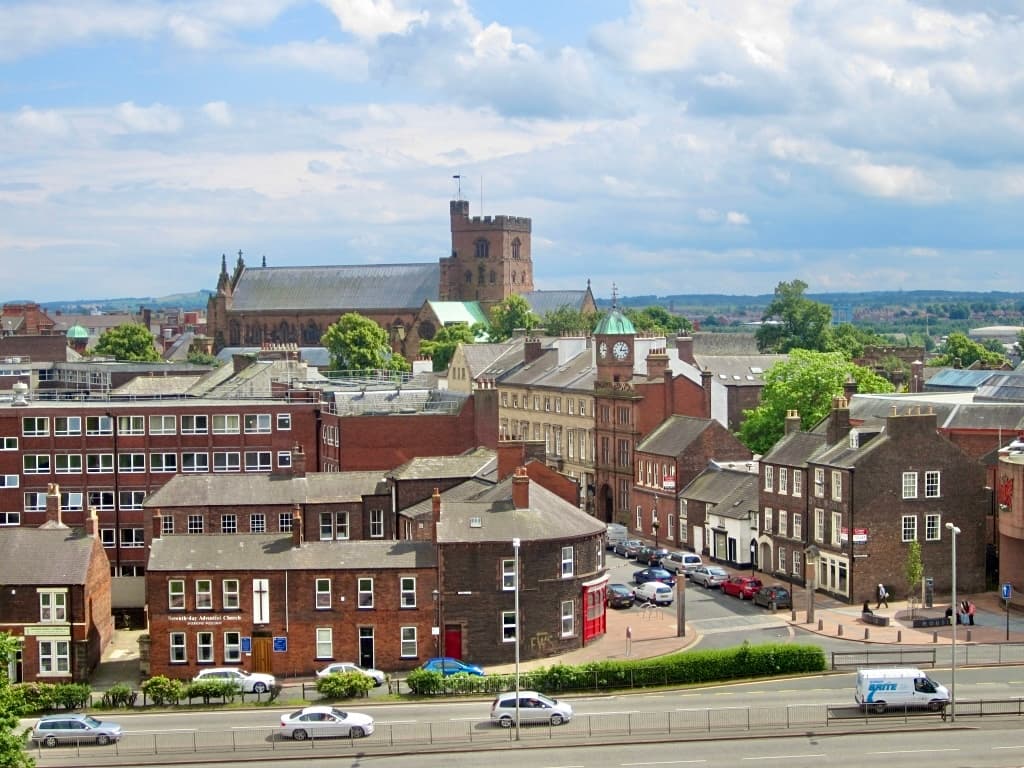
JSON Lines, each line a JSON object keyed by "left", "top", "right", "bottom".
{"left": 595, "top": 304, "right": 636, "bottom": 385}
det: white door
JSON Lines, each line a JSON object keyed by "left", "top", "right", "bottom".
{"left": 693, "top": 526, "right": 704, "bottom": 555}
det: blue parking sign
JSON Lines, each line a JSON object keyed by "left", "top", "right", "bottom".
{"left": 1002, "top": 583, "right": 1013, "bottom": 601}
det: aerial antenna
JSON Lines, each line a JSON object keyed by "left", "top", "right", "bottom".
{"left": 480, "top": 175, "right": 483, "bottom": 216}
{"left": 453, "top": 174, "right": 462, "bottom": 200}
{"left": 611, "top": 283, "right": 619, "bottom": 309}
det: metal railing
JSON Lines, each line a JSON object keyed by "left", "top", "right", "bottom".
{"left": 832, "top": 643, "right": 1024, "bottom": 670}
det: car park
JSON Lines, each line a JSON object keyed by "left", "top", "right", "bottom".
{"left": 31, "top": 714, "right": 122, "bottom": 748}
{"left": 661, "top": 552, "right": 703, "bottom": 575}
{"left": 612, "top": 539, "right": 644, "bottom": 558}
{"left": 315, "top": 662, "right": 386, "bottom": 686}
{"left": 635, "top": 547, "right": 671, "bottom": 567}
{"left": 192, "top": 667, "right": 276, "bottom": 693}
{"left": 490, "top": 691, "right": 573, "bottom": 727}
{"left": 752, "top": 585, "right": 793, "bottom": 609}
{"left": 721, "top": 576, "right": 762, "bottom": 600}
{"left": 279, "top": 706, "right": 375, "bottom": 740}
{"left": 607, "top": 583, "right": 635, "bottom": 609}
{"left": 633, "top": 581, "right": 674, "bottom": 605}
{"left": 689, "top": 565, "right": 729, "bottom": 589}
{"left": 419, "top": 657, "right": 485, "bottom": 676}
{"left": 633, "top": 567, "right": 676, "bottom": 586}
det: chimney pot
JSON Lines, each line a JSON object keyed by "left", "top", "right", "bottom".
{"left": 512, "top": 466, "right": 530, "bottom": 509}
{"left": 292, "top": 506, "right": 304, "bottom": 547}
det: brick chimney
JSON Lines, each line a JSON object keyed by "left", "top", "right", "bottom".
{"left": 676, "top": 334, "right": 695, "bottom": 365}
{"left": 45, "top": 482, "right": 62, "bottom": 527}
{"left": 512, "top": 466, "right": 530, "bottom": 509}
{"left": 292, "top": 505, "right": 303, "bottom": 547}
{"left": 291, "top": 444, "right": 306, "bottom": 478}
{"left": 784, "top": 409, "right": 802, "bottom": 435}
{"left": 85, "top": 508, "right": 99, "bottom": 539}
{"left": 432, "top": 487, "right": 441, "bottom": 527}
{"left": 701, "top": 368, "right": 713, "bottom": 419}
{"left": 152, "top": 510, "right": 163, "bottom": 540}
{"left": 843, "top": 376, "right": 858, "bottom": 403}
{"left": 524, "top": 337, "right": 543, "bottom": 364}
{"left": 826, "top": 397, "right": 851, "bottom": 445}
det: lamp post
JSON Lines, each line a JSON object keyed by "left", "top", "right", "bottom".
{"left": 946, "top": 521, "right": 960, "bottom": 722}
{"left": 432, "top": 589, "right": 440, "bottom": 658}
{"left": 513, "top": 537, "right": 521, "bottom": 737}
{"left": 750, "top": 540, "right": 756, "bottom": 578}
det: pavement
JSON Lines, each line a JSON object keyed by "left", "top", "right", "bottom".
{"left": 90, "top": 577, "right": 1024, "bottom": 689}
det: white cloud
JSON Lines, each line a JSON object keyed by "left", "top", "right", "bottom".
{"left": 13, "top": 107, "right": 70, "bottom": 138}
{"left": 321, "top": 0, "right": 428, "bottom": 43}
{"left": 842, "top": 162, "right": 949, "bottom": 202}
{"left": 202, "top": 102, "right": 233, "bottom": 126}
{"left": 113, "top": 102, "right": 183, "bottom": 134}
{"left": 725, "top": 211, "right": 749, "bottom": 225}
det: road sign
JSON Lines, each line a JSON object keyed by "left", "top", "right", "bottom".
{"left": 1002, "top": 583, "right": 1013, "bottom": 601}
{"left": 273, "top": 636, "right": 287, "bottom": 652}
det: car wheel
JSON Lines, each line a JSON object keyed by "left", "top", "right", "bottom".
{"left": 550, "top": 714, "right": 564, "bottom": 726}
{"left": 97, "top": 734, "right": 111, "bottom": 746}
{"left": 291, "top": 729, "right": 308, "bottom": 741}
{"left": 350, "top": 726, "right": 365, "bottom": 738}
{"left": 928, "top": 701, "right": 943, "bottom": 712}
{"left": 44, "top": 735, "right": 59, "bottom": 748}
{"left": 872, "top": 702, "right": 886, "bottom": 714}
{"left": 252, "top": 682, "right": 268, "bottom": 694}
{"left": 498, "top": 716, "right": 514, "bottom": 728}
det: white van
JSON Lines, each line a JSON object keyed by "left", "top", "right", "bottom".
{"left": 854, "top": 667, "right": 950, "bottom": 713}
{"left": 661, "top": 552, "right": 703, "bottom": 575}
{"left": 605, "top": 523, "right": 628, "bottom": 551}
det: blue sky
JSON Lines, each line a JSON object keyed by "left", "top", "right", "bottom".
{"left": 3, "top": 0, "right": 1024, "bottom": 303}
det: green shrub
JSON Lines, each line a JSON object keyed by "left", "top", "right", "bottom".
{"left": 315, "top": 672, "right": 374, "bottom": 700}
{"left": 141, "top": 676, "right": 186, "bottom": 706}
{"left": 100, "top": 683, "right": 137, "bottom": 708}
{"left": 405, "top": 668, "right": 443, "bottom": 695}
{"left": 8, "top": 682, "right": 56, "bottom": 714}
{"left": 51, "top": 683, "right": 91, "bottom": 710}
{"left": 186, "top": 679, "right": 240, "bottom": 704}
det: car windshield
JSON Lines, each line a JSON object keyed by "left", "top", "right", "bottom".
{"left": 330, "top": 709, "right": 348, "bottom": 718}
{"left": 83, "top": 716, "right": 102, "bottom": 727}
{"left": 536, "top": 694, "right": 556, "bottom": 706}
{"left": 709, "top": 568, "right": 727, "bottom": 575}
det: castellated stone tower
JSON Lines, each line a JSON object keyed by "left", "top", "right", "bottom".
{"left": 439, "top": 199, "right": 533, "bottom": 308}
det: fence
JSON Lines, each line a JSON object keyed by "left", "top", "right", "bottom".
{"left": 831, "top": 643, "right": 1024, "bottom": 671}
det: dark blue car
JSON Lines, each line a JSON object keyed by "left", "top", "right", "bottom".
{"left": 633, "top": 567, "right": 676, "bottom": 586}
{"left": 420, "top": 657, "right": 485, "bottom": 676}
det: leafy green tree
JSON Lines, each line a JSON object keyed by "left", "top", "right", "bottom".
{"left": 929, "top": 332, "right": 1007, "bottom": 369}
{"left": 418, "top": 324, "right": 476, "bottom": 372}
{"left": 540, "top": 306, "right": 600, "bottom": 336}
{"left": 0, "top": 633, "right": 34, "bottom": 768}
{"left": 186, "top": 350, "right": 221, "bottom": 366}
{"left": 91, "top": 323, "right": 161, "bottom": 362}
{"left": 1016, "top": 329, "right": 1024, "bottom": 358}
{"left": 755, "top": 280, "right": 833, "bottom": 353}
{"left": 487, "top": 295, "right": 539, "bottom": 342}
{"left": 904, "top": 540, "right": 924, "bottom": 618}
{"left": 738, "top": 350, "right": 895, "bottom": 454}
{"left": 321, "top": 313, "right": 411, "bottom": 373}
{"left": 624, "top": 305, "right": 692, "bottom": 336}
{"left": 827, "top": 323, "right": 887, "bottom": 360}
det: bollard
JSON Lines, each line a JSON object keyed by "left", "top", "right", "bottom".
{"left": 864, "top": 628, "right": 870, "bottom": 640}
{"left": 838, "top": 624, "right": 843, "bottom": 637}
{"left": 897, "top": 630, "right": 902, "bottom": 642}
{"left": 933, "top": 631, "right": 938, "bottom": 643}
{"left": 967, "top": 629, "right": 972, "bottom": 642}
{"left": 791, "top": 608, "right": 797, "bottom": 621}
{"left": 818, "top": 619, "right": 823, "bottom": 631}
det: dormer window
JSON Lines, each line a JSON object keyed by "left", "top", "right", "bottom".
{"left": 849, "top": 430, "right": 859, "bottom": 449}
{"left": 475, "top": 239, "right": 489, "bottom": 258}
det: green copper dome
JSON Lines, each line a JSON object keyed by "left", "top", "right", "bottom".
{"left": 594, "top": 307, "right": 635, "bottom": 336}
{"left": 66, "top": 325, "right": 89, "bottom": 339}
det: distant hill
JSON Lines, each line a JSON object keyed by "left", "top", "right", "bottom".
{"left": 39, "top": 291, "right": 213, "bottom": 314}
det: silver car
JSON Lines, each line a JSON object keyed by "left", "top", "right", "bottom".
{"left": 32, "top": 714, "right": 122, "bottom": 748}
{"left": 490, "top": 691, "right": 573, "bottom": 727}
{"left": 315, "top": 661, "right": 386, "bottom": 686}
{"left": 192, "top": 666, "right": 276, "bottom": 693}
{"left": 690, "top": 565, "right": 729, "bottom": 588}
{"left": 279, "top": 706, "right": 375, "bottom": 740}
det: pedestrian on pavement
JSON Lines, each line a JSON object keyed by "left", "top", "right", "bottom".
{"left": 968, "top": 600, "right": 976, "bottom": 625}
{"left": 960, "top": 600, "right": 970, "bottom": 625}
{"left": 862, "top": 601, "right": 873, "bottom": 615}
{"left": 945, "top": 606, "right": 954, "bottom": 625}
{"left": 876, "top": 583, "right": 888, "bottom": 609}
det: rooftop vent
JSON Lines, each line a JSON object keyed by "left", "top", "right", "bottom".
{"left": 469, "top": 517, "right": 482, "bottom": 528}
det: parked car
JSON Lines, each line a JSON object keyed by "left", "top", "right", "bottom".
{"left": 605, "top": 523, "right": 628, "bottom": 551}
{"left": 635, "top": 547, "right": 671, "bottom": 567}
{"left": 633, "top": 581, "right": 674, "bottom": 606}
{"left": 315, "top": 662, "right": 386, "bottom": 686}
{"left": 490, "top": 691, "right": 573, "bottom": 727}
{"left": 661, "top": 552, "right": 703, "bottom": 575}
{"left": 419, "top": 657, "right": 485, "bottom": 676}
{"left": 607, "top": 583, "right": 635, "bottom": 609}
{"left": 633, "top": 567, "right": 676, "bottom": 586}
{"left": 752, "top": 585, "right": 793, "bottom": 609}
{"left": 279, "top": 706, "right": 374, "bottom": 740}
{"left": 31, "top": 714, "right": 122, "bottom": 748}
{"left": 612, "top": 539, "right": 644, "bottom": 558}
{"left": 192, "top": 667, "right": 276, "bottom": 693}
{"left": 690, "top": 565, "right": 729, "bottom": 589}
{"left": 721, "top": 576, "right": 763, "bottom": 600}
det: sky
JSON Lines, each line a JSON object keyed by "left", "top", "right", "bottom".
{"left": 3, "top": 0, "right": 1024, "bottom": 304}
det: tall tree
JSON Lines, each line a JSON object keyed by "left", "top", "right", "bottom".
{"left": 418, "top": 324, "right": 476, "bottom": 372}
{"left": 738, "top": 350, "right": 895, "bottom": 454}
{"left": 827, "top": 323, "right": 887, "bottom": 360}
{"left": 624, "top": 305, "right": 693, "bottom": 336}
{"left": 0, "top": 633, "right": 34, "bottom": 768}
{"left": 904, "top": 540, "right": 924, "bottom": 618}
{"left": 487, "top": 295, "right": 538, "bottom": 342}
{"left": 92, "top": 323, "right": 161, "bottom": 362}
{"left": 755, "top": 280, "right": 833, "bottom": 353}
{"left": 929, "top": 332, "right": 1008, "bottom": 369}
{"left": 321, "top": 313, "right": 411, "bottom": 373}
{"left": 540, "top": 306, "right": 600, "bottom": 336}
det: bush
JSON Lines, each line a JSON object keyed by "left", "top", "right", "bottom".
{"left": 51, "top": 683, "right": 91, "bottom": 710}
{"left": 8, "top": 682, "right": 56, "bottom": 715}
{"left": 186, "top": 679, "right": 240, "bottom": 704}
{"left": 100, "top": 683, "right": 137, "bottom": 708}
{"left": 315, "top": 672, "right": 374, "bottom": 700}
{"left": 141, "top": 676, "right": 186, "bottom": 706}
{"left": 405, "top": 668, "right": 443, "bottom": 695}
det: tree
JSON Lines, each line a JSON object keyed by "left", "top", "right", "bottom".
{"left": 827, "top": 323, "right": 887, "bottom": 360}
{"left": 0, "top": 633, "right": 34, "bottom": 768}
{"left": 321, "top": 313, "right": 410, "bottom": 373}
{"left": 540, "top": 306, "right": 600, "bottom": 336}
{"left": 738, "top": 349, "right": 895, "bottom": 454}
{"left": 904, "top": 540, "right": 924, "bottom": 618}
{"left": 418, "top": 324, "right": 476, "bottom": 372}
{"left": 91, "top": 323, "right": 161, "bottom": 362}
{"left": 929, "top": 332, "right": 1008, "bottom": 369}
{"left": 186, "top": 350, "right": 221, "bottom": 366}
{"left": 755, "top": 280, "right": 833, "bottom": 353}
{"left": 487, "top": 295, "right": 538, "bottom": 342}
{"left": 624, "top": 305, "right": 693, "bottom": 336}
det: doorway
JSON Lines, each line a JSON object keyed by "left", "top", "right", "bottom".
{"left": 443, "top": 625, "right": 462, "bottom": 658}
{"left": 251, "top": 636, "right": 272, "bottom": 674}
{"left": 359, "top": 627, "right": 375, "bottom": 669}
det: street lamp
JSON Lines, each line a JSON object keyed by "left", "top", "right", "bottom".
{"left": 750, "top": 540, "right": 756, "bottom": 578}
{"left": 431, "top": 589, "right": 440, "bottom": 658}
{"left": 513, "top": 537, "right": 521, "bottom": 737}
{"left": 946, "top": 521, "right": 960, "bottom": 722}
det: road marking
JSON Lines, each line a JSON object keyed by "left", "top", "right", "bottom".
{"left": 622, "top": 761, "right": 707, "bottom": 766}
{"left": 741, "top": 755, "right": 825, "bottom": 761}
{"left": 376, "top": 720, "right": 416, "bottom": 724}
{"left": 867, "top": 749, "right": 959, "bottom": 755}
{"left": 991, "top": 746, "right": 1024, "bottom": 750}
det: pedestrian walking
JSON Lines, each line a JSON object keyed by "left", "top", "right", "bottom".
{"left": 876, "top": 583, "right": 888, "bottom": 609}
{"left": 959, "top": 600, "right": 970, "bottom": 625}
{"left": 968, "top": 600, "right": 976, "bottom": 625}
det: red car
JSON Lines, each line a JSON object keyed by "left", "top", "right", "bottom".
{"left": 721, "top": 576, "right": 762, "bottom": 600}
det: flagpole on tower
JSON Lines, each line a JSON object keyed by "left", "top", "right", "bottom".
{"left": 453, "top": 174, "right": 462, "bottom": 200}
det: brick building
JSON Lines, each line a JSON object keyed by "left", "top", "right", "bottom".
{"left": 0, "top": 492, "right": 112, "bottom": 683}
{"left": 996, "top": 445, "right": 1024, "bottom": 600}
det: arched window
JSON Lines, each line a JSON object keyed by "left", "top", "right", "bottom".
{"left": 475, "top": 239, "right": 489, "bottom": 259}
{"left": 512, "top": 238, "right": 521, "bottom": 260}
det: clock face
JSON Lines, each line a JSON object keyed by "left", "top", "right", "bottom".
{"left": 612, "top": 341, "right": 629, "bottom": 360}
{"left": 599, "top": 342, "right": 608, "bottom": 358}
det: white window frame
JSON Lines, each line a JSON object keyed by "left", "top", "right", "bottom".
{"left": 118, "top": 415, "right": 144, "bottom": 435}
{"left": 792, "top": 470, "right": 802, "bottom": 496}
{"left": 358, "top": 577, "right": 374, "bottom": 608}
{"left": 925, "top": 513, "right": 941, "bottom": 541}
{"left": 244, "top": 413, "right": 272, "bottom": 434}
{"left": 150, "top": 452, "right": 178, "bottom": 473}
{"left": 779, "top": 510, "right": 788, "bottom": 537}
{"left": 181, "top": 414, "right": 209, "bottom": 435}
{"left": 118, "top": 453, "right": 146, "bottom": 473}
{"left": 778, "top": 468, "right": 788, "bottom": 494}
{"left": 925, "top": 471, "right": 941, "bottom": 498}
{"left": 149, "top": 415, "right": 176, "bottom": 435}
{"left": 400, "top": 576, "right": 416, "bottom": 608}
{"left": 22, "top": 417, "right": 49, "bottom": 437}
{"left": 170, "top": 632, "right": 187, "bottom": 663}
{"left": 316, "top": 627, "right": 333, "bottom": 659}
{"left": 54, "top": 454, "right": 82, "bottom": 474}
{"left": 197, "top": 632, "right": 214, "bottom": 663}
{"left": 902, "top": 515, "right": 918, "bottom": 542}
{"left": 222, "top": 579, "right": 240, "bottom": 610}
{"left": 220, "top": 514, "right": 237, "bottom": 534}
{"left": 336, "top": 511, "right": 350, "bottom": 540}
{"left": 119, "top": 490, "right": 145, "bottom": 510}
{"left": 763, "top": 507, "right": 773, "bottom": 534}
{"left": 85, "top": 415, "right": 113, "bottom": 436}
{"left": 212, "top": 414, "right": 240, "bottom": 434}
{"left": 196, "top": 579, "right": 213, "bottom": 610}
{"left": 831, "top": 511, "right": 842, "bottom": 547}
{"left": 279, "top": 511, "right": 293, "bottom": 531}
{"left": 814, "top": 468, "right": 825, "bottom": 497}
{"left": 276, "top": 413, "right": 291, "bottom": 431}
{"left": 188, "top": 515, "right": 204, "bottom": 534}
{"left": 181, "top": 452, "right": 209, "bottom": 473}
{"left": 213, "top": 451, "right": 240, "bottom": 472}
{"left": 316, "top": 578, "right": 332, "bottom": 609}
{"left": 38, "top": 639, "right": 70, "bottom": 676}
{"left": 224, "top": 631, "right": 241, "bottom": 662}
{"left": 120, "top": 528, "right": 145, "bottom": 548}
{"left": 793, "top": 512, "right": 803, "bottom": 540}
{"left": 764, "top": 465, "right": 774, "bottom": 492}
{"left": 39, "top": 590, "right": 67, "bottom": 622}
{"left": 831, "top": 470, "right": 842, "bottom": 501}
{"left": 902, "top": 472, "right": 918, "bottom": 499}
{"left": 87, "top": 453, "right": 113, "bottom": 474}
{"left": 560, "top": 600, "right": 575, "bottom": 637}
{"left": 502, "top": 611, "right": 517, "bottom": 643}
{"left": 243, "top": 450, "right": 272, "bottom": 472}
{"left": 502, "top": 558, "right": 516, "bottom": 590}
{"left": 54, "top": 416, "right": 81, "bottom": 436}
{"left": 369, "top": 509, "right": 384, "bottom": 538}
{"left": 400, "top": 626, "right": 417, "bottom": 658}
{"left": 23, "top": 454, "right": 50, "bottom": 474}
{"left": 169, "top": 580, "right": 185, "bottom": 610}
{"left": 250, "top": 513, "right": 266, "bottom": 533}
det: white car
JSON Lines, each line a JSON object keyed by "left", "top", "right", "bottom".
{"left": 315, "top": 662, "right": 386, "bottom": 686}
{"left": 633, "top": 581, "right": 674, "bottom": 606}
{"left": 279, "top": 706, "right": 375, "bottom": 740}
{"left": 192, "top": 667, "right": 276, "bottom": 693}
{"left": 490, "top": 691, "right": 573, "bottom": 727}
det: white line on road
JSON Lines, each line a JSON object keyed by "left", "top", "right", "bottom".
{"left": 867, "top": 749, "right": 959, "bottom": 755}
{"left": 992, "top": 746, "right": 1024, "bottom": 750}
{"left": 621, "top": 761, "right": 707, "bottom": 766}
{"left": 741, "top": 755, "right": 826, "bottom": 761}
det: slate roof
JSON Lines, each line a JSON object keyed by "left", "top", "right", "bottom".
{"left": 144, "top": 471, "right": 390, "bottom": 508}
{"left": 680, "top": 466, "right": 754, "bottom": 504}
{"left": 708, "top": 472, "right": 759, "bottom": 520}
{"left": 401, "top": 478, "right": 494, "bottom": 521}
{"left": 975, "top": 372, "right": 1024, "bottom": 403}
{"left": 849, "top": 394, "right": 1024, "bottom": 432}
{"left": 148, "top": 535, "right": 436, "bottom": 572}
{"left": 390, "top": 448, "right": 497, "bottom": 481}
{"left": 521, "top": 290, "right": 590, "bottom": 316}
{"left": 636, "top": 415, "right": 716, "bottom": 457}
{"left": 924, "top": 368, "right": 996, "bottom": 391}
{"left": 694, "top": 354, "right": 787, "bottom": 387}
{"left": 216, "top": 347, "right": 332, "bottom": 368}
{"left": 497, "top": 345, "right": 594, "bottom": 392}
{"left": 113, "top": 374, "right": 203, "bottom": 397}
{"left": 435, "top": 477, "right": 606, "bottom": 544}
{"left": 229, "top": 264, "right": 439, "bottom": 312}
{"left": 691, "top": 332, "right": 759, "bottom": 355}
{"left": 762, "top": 431, "right": 826, "bottom": 467}
{"left": 0, "top": 528, "right": 97, "bottom": 584}
{"left": 460, "top": 339, "right": 525, "bottom": 380}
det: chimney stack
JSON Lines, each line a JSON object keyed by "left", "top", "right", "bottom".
{"left": 676, "top": 334, "right": 695, "bottom": 364}
{"left": 292, "top": 444, "right": 306, "bottom": 478}
{"left": 512, "top": 466, "right": 530, "bottom": 509}
{"left": 826, "top": 396, "right": 851, "bottom": 445}
{"left": 45, "top": 483, "right": 62, "bottom": 527}
{"left": 85, "top": 507, "right": 99, "bottom": 539}
{"left": 292, "top": 505, "right": 304, "bottom": 547}
{"left": 524, "top": 337, "right": 543, "bottom": 364}
{"left": 701, "top": 368, "right": 713, "bottom": 419}
{"left": 784, "top": 410, "right": 802, "bottom": 435}
{"left": 152, "top": 510, "right": 164, "bottom": 540}
{"left": 432, "top": 487, "right": 441, "bottom": 526}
